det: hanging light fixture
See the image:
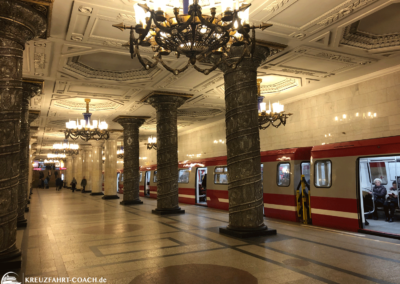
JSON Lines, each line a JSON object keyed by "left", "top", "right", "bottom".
{"left": 257, "top": 79, "right": 292, "bottom": 130}
{"left": 53, "top": 139, "right": 79, "bottom": 156}
{"left": 147, "top": 136, "right": 157, "bottom": 150}
{"left": 47, "top": 153, "right": 66, "bottom": 159}
{"left": 117, "top": 146, "right": 124, "bottom": 159}
{"left": 112, "top": 0, "right": 272, "bottom": 76}
{"left": 65, "top": 99, "right": 109, "bottom": 142}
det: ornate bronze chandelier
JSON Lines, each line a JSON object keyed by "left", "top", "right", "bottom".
{"left": 53, "top": 140, "right": 79, "bottom": 156}
{"left": 257, "top": 79, "right": 292, "bottom": 130}
{"left": 65, "top": 99, "right": 109, "bottom": 142}
{"left": 117, "top": 146, "right": 124, "bottom": 159}
{"left": 147, "top": 136, "right": 157, "bottom": 150}
{"left": 112, "top": 0, "right": 272, "bottom": 75}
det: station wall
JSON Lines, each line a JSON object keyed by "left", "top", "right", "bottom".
{"left": 139, "top": 69, "right": 400, "bottom": 167}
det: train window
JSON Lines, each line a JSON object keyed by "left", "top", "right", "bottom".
{"left": 153, "top": 171, "right": 158, "bottom": 183}
{"left": 261, "top": 164, "right": 264, "bottom": 181}
{"left": 369, "top": 162, "right": 388, "bottom": 185}
{"left": 301, "top": 162, "right": 311, "bottom": 184}
{"left": 139, "top": 172, "right": 142, "bottom": 182}
{"left": 178, "top": 169, "right": 190, "bottom": 183}
{"left": 277, "top": 163, "right": 290, "bottom": 187}
{"left": 214, "top": 166, "right": 228, "bottom": 184}
{"left": 314, "top": 160, "right": 332, "bottom": 188}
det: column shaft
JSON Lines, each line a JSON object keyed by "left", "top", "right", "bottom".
{"left": 90, "top": 144, "right": 103, "bottom": 195}
{"left": 114, "top": 117, "right": 147, "bottom": 205}
{"left": 17, "top": 83, "right": 40, "bottom": 226}
{"left": 65, "top": 157, "right": 73, "bottom": 188}
{"left": 102, "top": 140, "right": 119, "bottom": 199}
{"left": 146, "top": 94, "right": 191, "bottom": 214}
{"left": 82, "top": 149, "right": 92, "bottom": 193}
{"left": 218, "top": 46, "right": 277, "bottom": 237}
{"left": 73, "top": 153, "right": 83, "bottom": 190}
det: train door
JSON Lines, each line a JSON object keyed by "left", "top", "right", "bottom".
{"left": 196, "top": 168, "right": 207, "bottom": 206}
{"left": 298, "top": 162, "right": 311, "bottom": 224}
{"left": 359, "top": 156, "right": 400, "bottom": 237}
{"left": 145, "top": 171, "right": 151, "bottom": 196}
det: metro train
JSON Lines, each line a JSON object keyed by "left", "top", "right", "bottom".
{"left": 137, "top": 136, "right": 400, "bottom": 238}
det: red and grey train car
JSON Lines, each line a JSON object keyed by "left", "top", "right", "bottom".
{"left": 137, "top": 136, "right": 400, "bottom": 237}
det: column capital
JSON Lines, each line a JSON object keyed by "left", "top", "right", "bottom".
{"left": 22, "top": 79, "right": 43, "bottom": 99}
{"left": 214, "top": 45, "right": 271, "bottom": 74}
{"left": 28, "top": 110, "right": 40, "bottom": 125}
{"left": 141, "top": 91, "right": 193, "bottom": 109}
{"left": 90, "top": 141, "right": 104, "bottom": 148}
{"left": 113, "top": 116, "right": 150, "bottom": 128}
{"left": 0, "top": 0, "right": 47, "bottom": 47}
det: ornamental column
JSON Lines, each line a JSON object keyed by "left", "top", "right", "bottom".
{"left": 217, "top": 46, "right": 277, "bottom": 238}
{"left": 17, "top": 82, "right": 42, "bottom": 227}
{"left": 114, "top": 116, "right": 149, "bottom": 205}
{"left": 90, "top": 141, "right": 104, "bottom": 195}
{"left": 0, "top": 0, "right": 46, "bottom": 268}
{"left": 65, "top": 156, "right": 73, "bottom": 188}
{"left": 73, "top": 152, "right": 83, "bottom": 191}
{"left": 24, "top": 110, "right": 40, "bottom": 212}
{"left": 27, "top": 136, "right": 37, "bottom": 202}
{"left": 82, "top": 146, "right": 92, "bottom": 193}
{"left": 143, "top": 92, "right": 192, "bottom": 215}
{"left": 102, "top": 139, "right": 119, "bottom": 199}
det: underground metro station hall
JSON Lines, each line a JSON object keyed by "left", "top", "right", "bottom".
{"left": 2, "top": 0, "right": 400, "bottom": 283}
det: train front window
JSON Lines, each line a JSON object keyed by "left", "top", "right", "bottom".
{"left": 139, "top": 172, "right": 142, "bottom": 182}
{"left": 359, "top": 156, "right": 400, "bottom": 236}
{"left": 178, "top": 169, "right": 190, "bottom": 183}
{"left": 277, "top": 163, "right": 290, "bottom": 187}
{"left": 214, "top": 166, "right": 228, "bottom": 184}
{"left": 314, "top": 160, "right": 331, "bottom": 188}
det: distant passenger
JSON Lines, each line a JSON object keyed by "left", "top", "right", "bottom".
{"left": 56, "top": 177, "right": 63, "bottom": 191}
{"left": 369, "top": 178, "right": 387, "bottom": 220}
{"left": 81, "top": 176, "right": 87, "bottom": 192}
{"left": 71, "top": 177, "right": 77, "bottom": 192}
{"left": 384, "top": 181, "right": 398, "bottom": 222}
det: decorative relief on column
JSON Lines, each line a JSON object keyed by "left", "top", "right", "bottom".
{"left": 114, "top": 116, "right": 149, "bottom": 205}
{"left": 0, "top": 0, "right": 46, "bottom": 264}
{"left": 142, "top": 92, "right": 192, "bottom": 215}
{"left": 17, "top": 81, "right": 42, "bottom": 227}
{"left": 216, "top": 46, "right": 277, "bottom": 238}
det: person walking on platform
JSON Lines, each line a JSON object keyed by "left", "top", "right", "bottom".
{"left": 71, "top": 177, "right": 77, "bottom": 192}
{"left": 81, "top": 176, "right": 87, "bottom": 193}
{"left": 44, "top": 176, "right": 49, "bottom": 189}
{"left": 56, "top": 177, "right": 63, "bottom": 191}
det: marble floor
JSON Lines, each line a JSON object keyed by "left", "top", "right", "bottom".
{"left": 13, "top": 187, "right": 400, "bottom": 284}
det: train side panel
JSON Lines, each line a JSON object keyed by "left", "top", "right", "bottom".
{"left": 310, "top": 156, "right": 359, "bottom": 232}
{"left": 206, "top": 165, "right": 229, "bottom": 211}
{"left": 178, "top": 168, "right": 196, "bottom": 205}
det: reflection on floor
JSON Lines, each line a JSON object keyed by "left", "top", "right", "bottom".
{"left": 365, "top": 210, "right": 400, "bottom": 235}
{"left": 12, "top": 187, "right": 400, "bottom": 283}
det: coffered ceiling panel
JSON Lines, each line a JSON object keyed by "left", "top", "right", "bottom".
{"left": 263, "top": 46, "right": 377, "bottom": 78}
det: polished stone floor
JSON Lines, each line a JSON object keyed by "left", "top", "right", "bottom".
{"left": 16, "top": 187, "right": 400, "bottom": 283}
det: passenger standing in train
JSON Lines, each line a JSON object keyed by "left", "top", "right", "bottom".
{"left": 384, "top": 181, "right": 398, "bottom": 222}
{"left": 369, "top": 178, "right": 387, "bottom": 220}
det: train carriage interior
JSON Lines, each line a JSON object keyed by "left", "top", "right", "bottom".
{"left": 196, "top": 168, "right": 207, "bottom": 205}
{"left": 360, "top": 156, "right": 400, "bottom": 235}
{"left": 144, "top": 171, "right": 151, "bottom": 196}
